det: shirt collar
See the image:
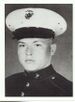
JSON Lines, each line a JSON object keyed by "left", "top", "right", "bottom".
{"left": 24, "top": 64, "right": 56, "bottom": 80}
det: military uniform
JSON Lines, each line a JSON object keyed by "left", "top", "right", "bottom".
{"left": 5, "top": 65, "right": 72, "bottom": 96}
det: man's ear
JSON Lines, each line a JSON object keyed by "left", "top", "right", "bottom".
{"left": 50, "top": 44, "right": 56, "bottom": 56}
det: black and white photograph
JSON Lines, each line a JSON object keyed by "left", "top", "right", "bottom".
{"left": 5, "top": 4, "right": 73, "bottom": 96}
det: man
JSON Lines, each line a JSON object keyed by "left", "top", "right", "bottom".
{"left": 5, "top": 8, "right": 72, "bottom": 96}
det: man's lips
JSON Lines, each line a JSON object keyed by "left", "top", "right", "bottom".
{"left": 25, "top": 59, "right": 34, "bottom": 62}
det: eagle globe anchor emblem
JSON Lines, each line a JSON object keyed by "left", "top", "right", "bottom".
{"left": 25, "top": 10, "right": 34, "bottom": 19}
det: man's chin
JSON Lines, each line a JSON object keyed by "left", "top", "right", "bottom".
{"left": 23, "top": 65, "right": 39, "bottom": 72}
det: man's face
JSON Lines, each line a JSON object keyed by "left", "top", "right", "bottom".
{"left": 17, "top": 38, "right": 53, "bottom": 72}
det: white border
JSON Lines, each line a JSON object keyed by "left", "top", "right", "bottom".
{"left": 0, "top": 0, "right": 75, "bottom": 101}
{"left": 0, "top": 0, "right": 5, "bottom": 98}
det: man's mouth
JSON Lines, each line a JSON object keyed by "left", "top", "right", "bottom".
{"left": 25, "top": 59, "right": 34, "bottom": 63}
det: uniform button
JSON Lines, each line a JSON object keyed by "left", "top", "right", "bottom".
{"left": 35, "top": 73, "right": 40, "bottom": 78}
{"left": 51, "top": 76, "right": 55, "bottom": 80}
{"left": 21, "top": 91, "right": 24, "bottom": 96}
{"left": 26, "top": 82, "right": 30, "bottom": 87}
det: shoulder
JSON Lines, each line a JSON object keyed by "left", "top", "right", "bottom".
{"left": 53, "top": 72, "right": 72, "bottom": 87}
{"left": 6, "top": 72, "right": 24, "bottom": 80}
{"left": 47, "top": 72, "right": 72, "bottom": 96}
{"left": 5, "top": 72, "right": 25, "bottom": 96}
{"left": 5, "top": 72, "right": 25, "bottom": 86}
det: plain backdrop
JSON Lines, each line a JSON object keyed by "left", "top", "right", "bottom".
{"left": 5, "top": 4, "right": 72, "bottom": 81}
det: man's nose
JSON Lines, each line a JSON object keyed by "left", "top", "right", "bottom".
{"left": 25, "top": 46, "right": 33, "bottom": 55}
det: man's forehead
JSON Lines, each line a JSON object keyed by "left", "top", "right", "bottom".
{"left": 18, "top": 38, "right": 52, "bottom": 44}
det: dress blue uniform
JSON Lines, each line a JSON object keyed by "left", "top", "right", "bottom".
{"left": 5, "top": 65, "right": 72, "bottom": 96}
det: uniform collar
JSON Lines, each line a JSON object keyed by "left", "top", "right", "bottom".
{"left": 24, "top": 64, "right": 56, "bottom": 80}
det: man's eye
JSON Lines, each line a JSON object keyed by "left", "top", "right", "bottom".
{"left": 35, "top": 44, "right": 41, "bottom": 47}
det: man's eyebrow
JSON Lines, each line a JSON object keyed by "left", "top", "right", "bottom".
{"left": 18, "top": 41, "right": 25, "bottom": 44}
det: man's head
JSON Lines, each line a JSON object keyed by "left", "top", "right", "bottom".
{"left": 17, "top": 38, "right": 56, "bottom": 72}
{"left": 14, "top": 27, "right": 56, "bottom": 72}
{"left": 6, "top": 8, "right": 67, "bottom": 72}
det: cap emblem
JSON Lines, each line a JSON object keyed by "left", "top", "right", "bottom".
{"left": 25, "top": 10, "right": 34, "bottom": 19}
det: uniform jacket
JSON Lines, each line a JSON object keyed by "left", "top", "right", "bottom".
{"left": 5, "top": 65, "right": 72, "bottom": 96}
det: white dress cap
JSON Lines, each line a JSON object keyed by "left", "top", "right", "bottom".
{"left": 6, "top": 8, "right": 67, "bottom": 36}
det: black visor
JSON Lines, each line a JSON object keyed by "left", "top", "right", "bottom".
{"left": 13, "top": 27, "right": 55, "bottom": 40}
